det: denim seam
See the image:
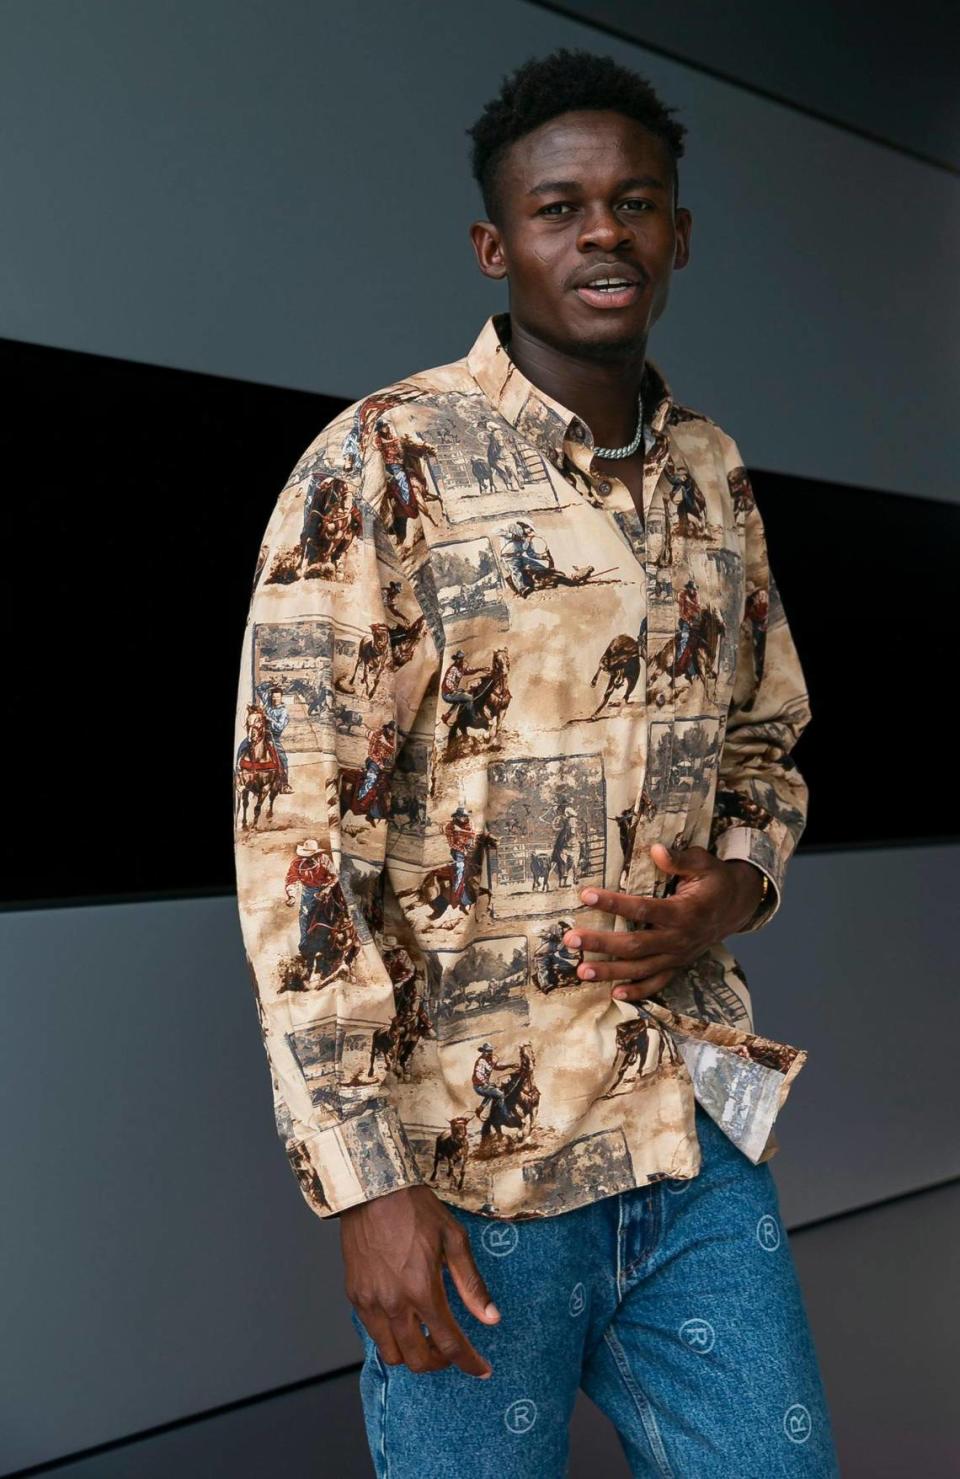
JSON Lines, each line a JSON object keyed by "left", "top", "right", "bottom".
{"left": 623, "top": 1186, "right": 663, "bottom": 1280}
{"left": 602, "top": 1323, "right": 675, "bottom": 1478}
{"left": 373, "top": 1346, "right": 391, "bottom": 1479}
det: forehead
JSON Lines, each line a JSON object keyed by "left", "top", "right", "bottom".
{"left": 504, "top": 109, "right": 670, "bottom": 191}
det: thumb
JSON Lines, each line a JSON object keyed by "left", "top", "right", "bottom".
{"left": 442, "top": 1220, "right": 501, "bottom": 1323}
{"left": 650, "top": 841, "right": 703, "bottom": 874}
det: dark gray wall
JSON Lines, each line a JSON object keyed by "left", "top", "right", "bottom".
{"left": 2, "top": 846, "right": 958, "bottom": 1471}
{"left": 42, "top": 1180, "right": 960, "bottom": 1479}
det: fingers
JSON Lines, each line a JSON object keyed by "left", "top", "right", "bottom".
{"left": 563, "top": 926, "right": 670, "bottom": 957}
{"left": 368, "top": 1307, "right": 449, "bottom": 1375}
{"left": 417, "top": 1290, "right": 494, "bottom": 1380}
{"left": 574, "top": 952, "right": 677, "bottom": 983}
{"left": 442, "top": 1218, "right": 501, "bottom": 1326}
{"left": 578, "top": 886, "right": 662, "bottom": 922}
{"left": 354, "top": 1267, "right": 496, "bottom": 1379}
{"left": 611, "top": 969, "right": 678, "bottom": 1002}
{"left": 358, "top": 1313, "right": 404, "bottom": 1367}
{"left": 342, "top": 1186, "right": 496, "bottom": 1382}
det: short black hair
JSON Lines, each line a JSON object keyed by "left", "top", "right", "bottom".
{"left": 466, "top": 47, "right": 687, "bottom": 226}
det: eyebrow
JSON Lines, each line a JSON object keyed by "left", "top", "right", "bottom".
{"left": 527, "top": 174, "right": 667, "bottom": 197}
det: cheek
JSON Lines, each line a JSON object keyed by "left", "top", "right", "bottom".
{"left": 512, "top": 244, "right": 573, "bottom": 296}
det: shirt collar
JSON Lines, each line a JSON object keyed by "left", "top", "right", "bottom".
{"left": 465, "top": 310, "right": 674, "bottom": 467}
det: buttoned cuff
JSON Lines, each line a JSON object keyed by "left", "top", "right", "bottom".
{"left": 293, "top": 1102, "right": 426, "bottom": 1219}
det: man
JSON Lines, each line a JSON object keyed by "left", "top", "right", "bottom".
{"left": 440, "top": 648, "right": 488, "bottom": 729}
{"left": 354, "top": 717, "right": 397, "bottom": 808}
{"left": 471, "top": 1041, "right": 520, "bottom": 1123}
{"left": 233, "top": 47, "right": 838, "bottom": 1478}
{"left": 234, "top": 680, "right": 292, "bottom": 792}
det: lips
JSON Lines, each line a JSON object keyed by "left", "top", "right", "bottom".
{"left": 574, "top": 281, "right": 641, "bottom": 310}
{"left": 573, "top": 264, "right": 643, "bottom": 289}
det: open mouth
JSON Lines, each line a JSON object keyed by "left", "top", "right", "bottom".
{"left": 574, "top": 280, "right": 641, "bottom": 309}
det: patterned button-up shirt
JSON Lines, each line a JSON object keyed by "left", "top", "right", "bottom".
{"left": 233, "top": 310, "right": 812, "bottom": 1221}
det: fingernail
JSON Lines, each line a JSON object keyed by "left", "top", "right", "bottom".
{"left": 581, "top": 966, "right": 596, "bottom": 979}
{"left": 485, "top": 1302, "right": 500, "bottom": 1319}
{"left": 566, "top": 934, "right": 581, "bottom": 948}
{"left": 479, "top": 1368, "right": 493, "bottom": 1379}
{"left": 613, "top": 987, "right": 628, "bottom": 998}
{"left": 581, "top": 890, "right": 598, "bottom": 904}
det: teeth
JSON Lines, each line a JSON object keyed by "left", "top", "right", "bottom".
{"left": 587, "top": 279, "right": 632, "bottom": 289}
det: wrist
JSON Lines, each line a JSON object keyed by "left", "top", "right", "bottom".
{"left": 725, "top": 859, "right": 768, "bottom": 931}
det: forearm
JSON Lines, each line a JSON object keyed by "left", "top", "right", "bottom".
{"left": 708, "top": 434, "right": 812, "bottom": 933}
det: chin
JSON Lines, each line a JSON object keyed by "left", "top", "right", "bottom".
{"left": 569, "top": 321, "right": 645, "bottom": 360}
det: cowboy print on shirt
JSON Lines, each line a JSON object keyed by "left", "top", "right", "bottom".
{"left": 233, "top": 311, "right": 812, "bottom": 1219}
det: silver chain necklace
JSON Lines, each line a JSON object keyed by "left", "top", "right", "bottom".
{"left": 592, "top": 391, "right": 644, "bottom": 460}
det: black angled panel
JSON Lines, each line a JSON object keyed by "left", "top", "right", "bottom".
{"left": 2, "top": 337, "right": 955, "bottom": 907}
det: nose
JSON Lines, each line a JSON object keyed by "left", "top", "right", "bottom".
{"left": 577, "top": 204, "right": 633, "bottom": 251}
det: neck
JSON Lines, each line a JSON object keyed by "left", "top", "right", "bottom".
{"left": 503, "top": 314, "right": 647, "bottom": 448}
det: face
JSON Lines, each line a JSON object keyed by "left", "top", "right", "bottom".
{"left": 470, "top": 109, "right": 691, "bottom": 361}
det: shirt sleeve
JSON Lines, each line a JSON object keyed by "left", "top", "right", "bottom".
{"left": 233, "top": 414, "right": 441, "bottom": 1217}
{"left": 709, "top": 433, "right": 813, "bottom": 934}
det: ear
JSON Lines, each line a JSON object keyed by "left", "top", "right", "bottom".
{"left": 469, "top": 219, "right": 508, "bottom": 281}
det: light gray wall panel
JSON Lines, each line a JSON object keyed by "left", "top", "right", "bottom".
{"left": 1, "top": 844, "right": 957, "bottom": 1470}
{"left": 733, "top": 842, "right": 960, "bottom": 1227}
{"left": 0, "top": 0, "right": 955, "bottom": 500}
{"left": 0, "top": 897, "right": 352, "bottom": 1473}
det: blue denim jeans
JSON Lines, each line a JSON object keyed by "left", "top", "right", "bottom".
{"left": 350, "top": 1101, "right": 839, "bottom": 1477}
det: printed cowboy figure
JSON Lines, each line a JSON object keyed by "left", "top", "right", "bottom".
{"left": 444, "top": 805, "right": 477, "bottom": 907}
{"left": 374, "top": 417, "right": 437, "bottom": 543}
{"left": 354, "top": 718, "right": 397, "bottom": 811}
{"left": 743, "top": 585, "right": 769, "bottom": 706}
{"left": 551, "top": 805, "right": 583, "bottom": 884}
{"left": 498, "top": 520, "right": 591, "bottom": 596}
{"left": 664, "top": 460, "right": 705, "bottom": 533}
{"left": 440, "top": 649, "right": 487, "bottom": 728}
{"left": 384, "top": 939, "right": 418, "bottom": 1018}
{"left": 472, "top": 1042, "right": 520, "bottom": 1124}
{"left": 382, "top": 579, "right": 417, "bottom": 656}
{"left": 498, "top": 521, "right": 550, "bottom": 594}
{"left": 237, "top": 682, "right": 292, "bottom": 791}
{"left": 534, "top": 919, "right": 582, "bottom": 992}
{"left": 301, "top": 474, "right": 346, "bottom": 565}
{"left": 341, "top": 421, "right": 362, "bottom": 473}
{"left": 322, "top": 491, "right": 357, "bottom": 566}
{"left": 376, "top": 419, "right": 417, "bottom": 515}
{"left": 676, "top": 578, "right": 702, "bottom": 679}
{"left": 307, "top": 664, "right": 334, "bottom": 718}
{"left": 485, "top": 424, "right": 516, "bottom": 490}
{"left": 284, "top": 838, "right": 357, "bottom": 984}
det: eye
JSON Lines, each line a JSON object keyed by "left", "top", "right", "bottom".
{"left": 538, "top": 199, "right": 654, "bottom": 216}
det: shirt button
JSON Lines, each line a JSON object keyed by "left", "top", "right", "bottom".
{"left": 597, "top": 480, "right": 612, "bottom": 494}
